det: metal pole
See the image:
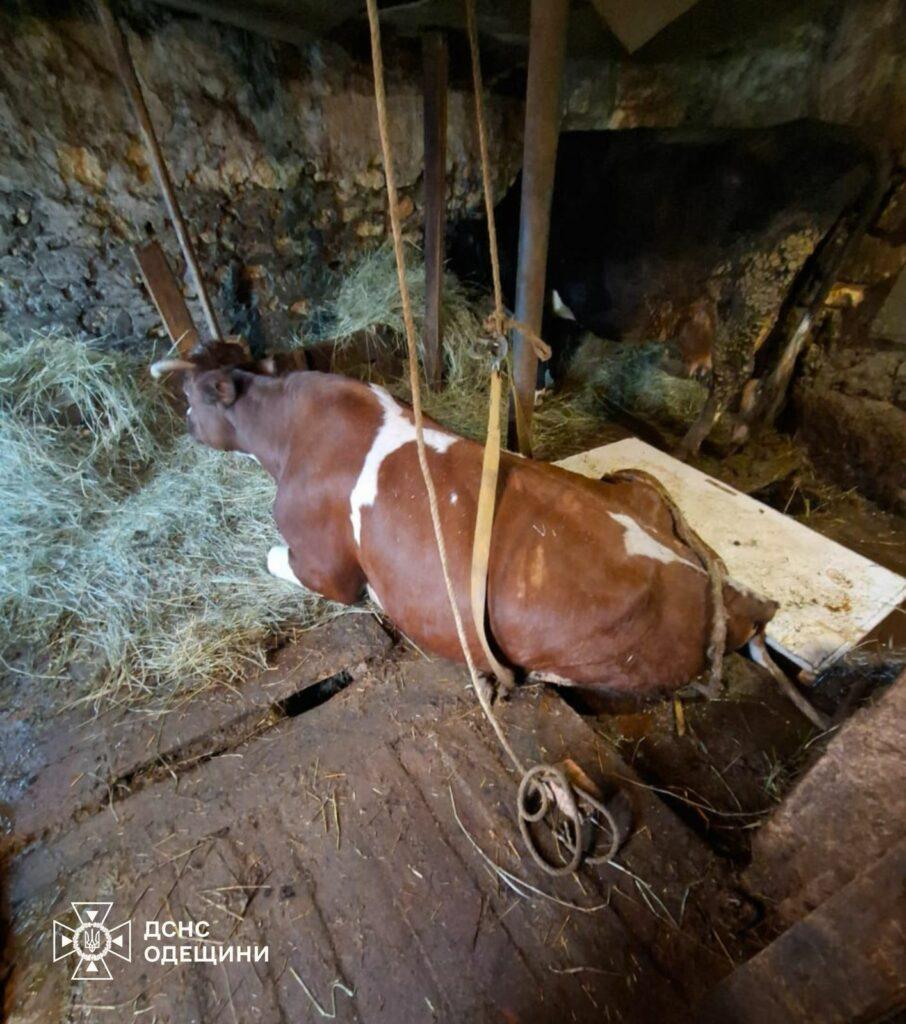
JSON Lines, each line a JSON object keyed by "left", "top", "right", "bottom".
{"left": 509, "top": 0, "right": 569, "bottom": 455}
{"left": 421, "top": 31, "right": 448, "bottom": 389}
{"left": 95, "top": 0, "right": 222, "bottom": 343}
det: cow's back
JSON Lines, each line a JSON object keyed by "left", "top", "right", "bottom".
{"left": 356, "top": 430, "right": 739, "bottom": 694}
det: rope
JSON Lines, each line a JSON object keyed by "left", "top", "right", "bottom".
{"left": 365, "top": 0, "right": 523, "bottom": 773}
{"left": 366, "top": 0, "right": 619, "bottom": 875}
{"left": 603, "top": 469, "right": 727, "bottom": 696}
{"left": 464, "top": 0, "right": 622, "bottom": 873}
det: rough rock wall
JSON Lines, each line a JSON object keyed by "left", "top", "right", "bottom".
{"left": 558, "top": 0, "right": 906, "bottom": 510}
{"left": 562, "top": 0, "right": 906, "bottom": 162}
{"left": 1, "top": 0, "right": 903, "bottom": 365}
{"left": 0, "top": 6, "right": 523, "bottom": 350}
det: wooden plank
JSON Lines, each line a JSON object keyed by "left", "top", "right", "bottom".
{"left": 421, "top": 30, "right": 447, "bottom": 390}
{"left": 556, "top": 438, "right": 906, "bottom": 672}
{"left": 10, "top": 616, "right": 390, "bottom": 844}
{"left": 397, "top": 723, "right": 689, "bottom": 1022}
{"left": 745, "top": 669, "right": 906, "bottom": 927}
{"left": 413, "top": 683, "right": 734, "bottom": 1006}
{"left": 96, "top": 0, "right": 222, "bottom": 340}
{"left": 8, "top": 651, "right": 732, "bottom": 1022}
{"left": 133, "top": 241, "right": 200, "bottom": 355}
{"left": 509, "top": 0, "right": 570, "bottom": 455}
{"left": 699, "top": 838, "right": 906, "bottom": 1023}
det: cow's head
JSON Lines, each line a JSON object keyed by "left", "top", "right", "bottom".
{"left": 150, "top": 338, "right": 275, "bottom": 451}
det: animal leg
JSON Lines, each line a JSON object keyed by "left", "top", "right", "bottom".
{"left": 267, "top": 545, "right": 304, "bottom": 587}
{"left": 674, "top": 390, "right": 725, "bottom": 460}
{"left": 748, "top": 634, "right": 829, "bottom": 730}
{"left": 475, "top": 670, "right": 513, "bottom": 706}
{"left": 685, "top": 676, "right": 723, "bottom": 701}
{"left": 268, "top": 544, "right": 365, "bottom": 605}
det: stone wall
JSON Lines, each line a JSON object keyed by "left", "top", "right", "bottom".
{"left": 562, "top": 0, "right": 906, "bottom": 163}
{"left": 0, "top": 5, "right": 523, "bottom": 351}
{"left": 1, "top": 0, "right": 903, "bottom": 365}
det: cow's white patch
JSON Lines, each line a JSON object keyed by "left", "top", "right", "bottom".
{"left": 551, "top": 289, "right": 576, "bottom": 321}
{"left": 608, "top": 512, "right": 703, "bottom": 572}
{"left": 350, "top": 385, "right": 459, "bottom": 545}
{"left": 450, "top": 492, "right": 458, "bottom": 505}
{"left": 267, "top": 545, "right": 303, "bottom": 587}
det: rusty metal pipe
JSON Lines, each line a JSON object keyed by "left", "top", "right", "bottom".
{"left": 509, "top": 0, "right": 570, "bottom": 455}
{"left": 94, "top": 0, "right": 222, "bottom": 343}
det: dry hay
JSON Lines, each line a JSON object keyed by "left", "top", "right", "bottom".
{"left": 306, "top": 243, "right": 614, "bottom": 455}
{"left": 565, "top": 335, "right": 707, "bottom": 432}
{"left": 0, "top": 330, "right": 341, "bottom": 709}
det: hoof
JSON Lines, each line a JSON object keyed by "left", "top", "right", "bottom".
{"left": 475, "top": 673, "right": 496, "bottom": 709}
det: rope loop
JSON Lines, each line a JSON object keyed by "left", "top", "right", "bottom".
{"left": 517, "top": 764, "right": 622, "bottom": 877}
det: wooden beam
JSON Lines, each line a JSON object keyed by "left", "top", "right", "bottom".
{"left": 509, "top": 0, "right": 569, "bottom": 455}
{"left": 421, "top": 31, "right": 448, "bottom": 390}
{"left": 95, "top": 0, "right": 222, "bottom": 344}
{"left": 133, "top": 242, "right": 200, "bottom": 356}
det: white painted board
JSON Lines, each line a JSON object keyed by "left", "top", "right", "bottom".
{"left": 555, "top": 438, "right": 906, "bottom": 672}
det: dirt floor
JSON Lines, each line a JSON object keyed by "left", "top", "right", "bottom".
{"left": 1, "top": 424, "right": 904, "bottom": 1023}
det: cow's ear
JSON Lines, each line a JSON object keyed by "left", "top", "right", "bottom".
{"left": 203, "top": 370, "right": 239, "bottom": 407}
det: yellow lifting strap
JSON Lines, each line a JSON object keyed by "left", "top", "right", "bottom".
{"left": 469, "top": 361, "right": 514, "bottom": 691}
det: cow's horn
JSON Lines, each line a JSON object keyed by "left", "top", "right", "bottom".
{"left": 149, "top": 358, "right": 196, "bottom": 379}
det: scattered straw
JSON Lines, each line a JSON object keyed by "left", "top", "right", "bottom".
{"left": 567, "top": 338, "right": 707, "bottom": 431}
{"left": 288, "top": 968, "right": 354, "bottom": 1019}
{"left": 303, "top": 243, "right": 620, "bottom": 454}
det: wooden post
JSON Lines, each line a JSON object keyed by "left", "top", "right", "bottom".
{"left": 509, "top": 0, "right": 570, "bottom": 455}
{"left": 422, "top": 31, "right": 448, "bottom": 389}
{"left": 95, "top": 0, "right": 222, "bottom": 344}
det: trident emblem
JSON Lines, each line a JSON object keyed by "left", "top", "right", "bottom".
{"left": 53, "top": 902, "right": 132, "bottom": 981}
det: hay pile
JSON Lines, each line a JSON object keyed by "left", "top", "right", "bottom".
{"left": 566, "top": 336, "right": 707, "bottom": 432}
{"left": 309, "top": 244, "right": 612, "bottom": 453}
{"left": 311, "top": 243, "right": 489, "bottom": 392}
{"left": 0, "top": 331, "right": 339, "bottom": 707}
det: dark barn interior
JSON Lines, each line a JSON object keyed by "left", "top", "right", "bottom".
{"left": 1, "top": 1, "right": 905, "bottom": 1021}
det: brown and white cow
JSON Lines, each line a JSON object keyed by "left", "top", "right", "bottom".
{"left": 155, "top": 356, "right": 777, "bottom": 697}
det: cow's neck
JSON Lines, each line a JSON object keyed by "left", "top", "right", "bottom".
{"left": 227, "top": 378, "right": 295, "bottom": 480}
